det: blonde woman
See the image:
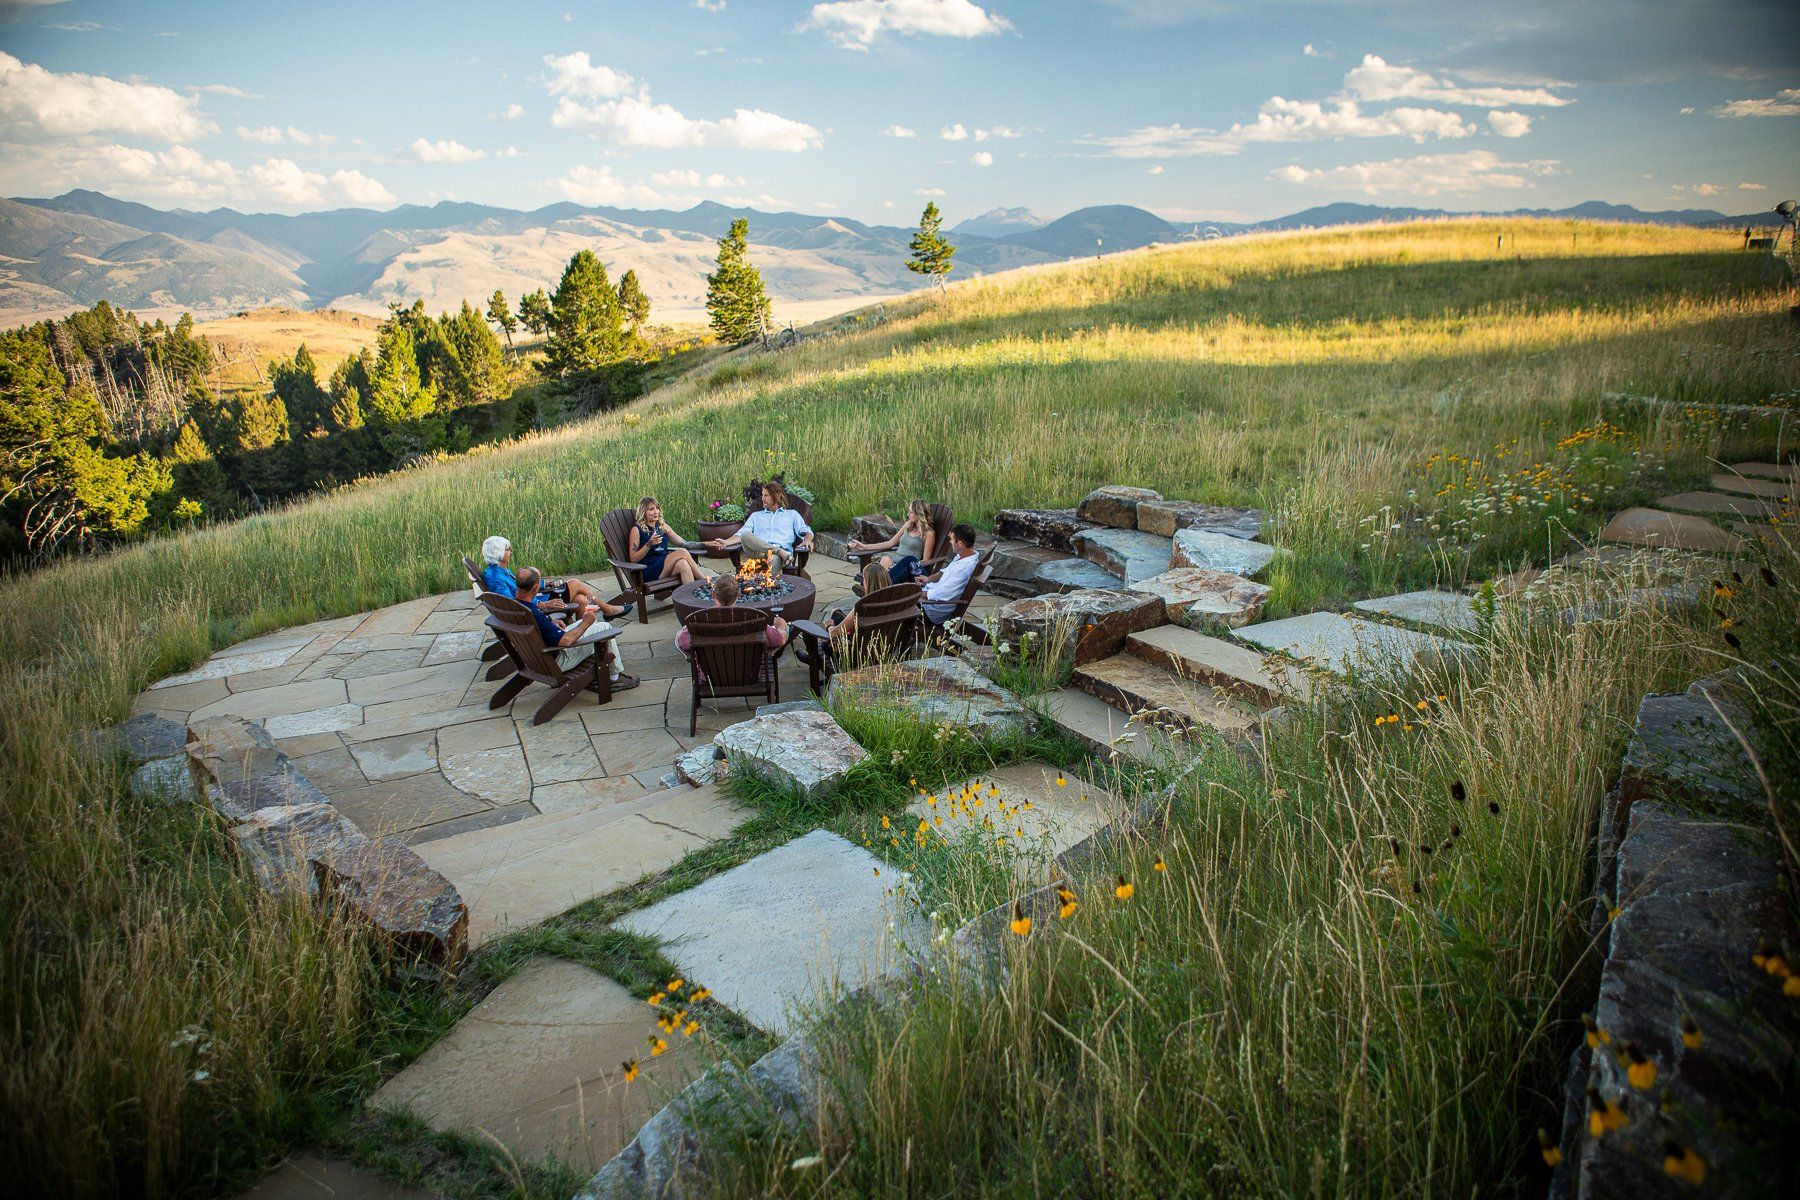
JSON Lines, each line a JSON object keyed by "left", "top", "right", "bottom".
{"left": 848, "top": 499, "right": 937, "bottom": 587}
{"left": 629, "top": 496, "right": 706, "bottom": 586}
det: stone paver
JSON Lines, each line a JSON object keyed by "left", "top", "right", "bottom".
{"left": 616, "top": 829, "right": 928, "bottom": 1036}
{"left": 1129, "top": 567, "right": 1269, "bottom": 628}
{"left": 1709, "top": 472, "right": 1793, "bottom": 500}
{"left": 1729, "top": 460, "right": 1798, "bottom": 483}
{"left": 907, "top": 761, "right": 1116, "bottom": 879}
{"left": 233, "top": 1151, "right": 442, "bottom": 1200}
{"left": 1599, "top": 507, "right": 1746, "bottom": 554}
{"left": 1234, "top": 611, "right": 1470, "bottom": 678}
{"left": 1134, "top": 499, "right": 1263, "bottom": 540}
{"left": 1351, "top": 590, "right": 1481, "bottom": 634}
{"left": 372, "top": 958, "right": 698, "bottom": 1172}
{"left": 1071, "top": 527, "right": 1173, "bottom": 585}
{"left": 1655, "top": 490, "right": 1788, "bottom": 519}
{"left": 713, "top": 708, "right": 869, "bottom": 800}
{"left": 190, "top": 678, "right": 349, "bottom": 723}
{"left": 1169, "top": 528, "right": 1286, "bottom": 578}
{"left": 826, "top": 655, "right": 1035, "bottom": 742}
{"left": 1036, "top": 557, "right": 1125, "bottom": 592}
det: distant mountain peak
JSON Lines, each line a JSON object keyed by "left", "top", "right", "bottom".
{"left": 952, "top": 206, "right": 1048, "bottom": 239}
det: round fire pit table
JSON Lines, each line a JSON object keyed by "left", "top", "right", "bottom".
{"left": 671, "top": 573, "right": 816, "bottom": 627}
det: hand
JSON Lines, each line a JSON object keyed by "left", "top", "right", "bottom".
{"left": 773, "top": 617, "right": 789, "bottom": 633}
{"left": 704, "top": 538, "right": 723, "bottom": 549}
{"left": 847, "top": 540, "right": 862, "bottom": 551}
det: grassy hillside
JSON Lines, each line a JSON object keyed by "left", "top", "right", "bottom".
{"left": 1, "top": 219, "right": 1793, "bottom": 1196}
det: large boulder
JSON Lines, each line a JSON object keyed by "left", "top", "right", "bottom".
{"left": 1170, "top": 528, "right": 1287, "bottom": 578}
{"left": 713, "top": 708, "right": 869, "bottom": 801}
{"left": 1070, "top": 528, "right": 1173, "bottom": 585}
{"left": 994, "top": 588, "right": 1166, "bottom": 667}
{"left": 1598, "top": 507, "right": 1746, "bottom": 554}
{"left": 1075, "top": 485, "right": 1161, "bottom": 530}
{"left": 849, "top": 513, "right": 899, "bottom": 544}
{"left": 187, "top": 716, "right": 286, "bottom": 787}
{"left": 1129, "top": 567, "right": 1270, "bottom": 628}
{"left": 233, "top": 802, "right": 367, "bottom": 897}
{"left": 86, "top": 712, "right": 189, "bottom": 766}
{"left": 1134, "top": 500, "right": 1264, "bottom": 541}
{"left": 129, "top": 755, "right": 200, "bottom": 805}
{"left": 313, "top": 838, "right": 469, "bottom": 965}
{"left": 1035, "top": 557, "right": 1124, "bottom": 593}
{"left": 993, "top": 508, "right": 1098, "bottom": 553}
{"left": 827, "top": 656, "right": 1034, "bottom": 741}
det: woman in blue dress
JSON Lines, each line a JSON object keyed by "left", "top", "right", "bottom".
{"left": 629, "top": 496, "right": 706, "bottom": 586}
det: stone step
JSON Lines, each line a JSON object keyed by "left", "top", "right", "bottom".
{"left": 1709, "top": 472, "right": 1793, "bottom": 500}
{"left": 1655, "top": 490, "right": 1787, "bottom": 520}
{"left": 906, "top": 760, "right": 1117, "bottom": 882}
{"left": 1071, "top": 654, "right": 1263, "bottom": 739}
{"left": 1233, "top": 611, "right": 1472, "bottom": 679}
{"left": 1351, "top": 590, "right": 1481, "bottom": 635}
{"left": 1729, "top": 460, "right": 1798, "bottom": 483}
{"left": 1040, "top": 686, "right": 1165, "bottom": 764}
{"left": 993, "top": 508, "right": 1097, "bottom": 553}
{"left": 1597, "top": 507, "right": 1746, "bottom": 555}
{"left": 1123, "top": 625, "right": 1311, "bottom": 707}
{"left": 1071, "top": 527, "right": 1172, "bottom": 585}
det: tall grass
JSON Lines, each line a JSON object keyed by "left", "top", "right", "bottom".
{"left": 0, "top": 219, "right": 1790, "bottom": 1194}
{"left": 706, "top": 571, "right": 1713, "bottom": 1196}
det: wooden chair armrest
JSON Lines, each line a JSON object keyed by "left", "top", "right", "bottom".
{"left": 919, "top": 552, "right": 952, "bottom": 571}
{"left": 612, "top": 560, "right": 647, "bottom": 577}
{"left": 791, "top": 619, "right": 831, "bottom": 642}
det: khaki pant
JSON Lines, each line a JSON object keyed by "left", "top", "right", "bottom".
{"left": 738, "top": 531, "right": 794, "bottom": 568}
{"left": 572, "top": 618, "right": 623, "bottom": 678}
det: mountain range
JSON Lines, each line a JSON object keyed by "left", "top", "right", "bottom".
{"left": 0, "top": 189, "right": 1780, "bottom": 329}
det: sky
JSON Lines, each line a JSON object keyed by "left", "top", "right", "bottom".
{"left": 1, "top": 0, "right": 1796, "bottom": 227}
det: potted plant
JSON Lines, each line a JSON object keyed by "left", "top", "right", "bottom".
{"left": 698, "top": 498, "right": 746, "bottom": 543}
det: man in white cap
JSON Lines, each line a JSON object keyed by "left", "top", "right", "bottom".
{"left": 480, "top": 535, "right": 630, "bottom": 620}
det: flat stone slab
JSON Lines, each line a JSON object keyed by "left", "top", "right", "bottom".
{"left": 988, "top": 539, "right": 1075, "bottom": 582}
{"left": 674, "top": 743, "right": 724, "bottom": 787}
{"left": 1655, "top": 490, "right": 1786, "bottom": 519}
{"left": 995, "top": 588, "right": 1166, "bottom": 667}
{"left": 1071, "top": 527, "right": 1173, "bottom": 585}
{"left": 1728, "top": 460, "right": 1797, "bottom": 482}
{"left": 1169, "top": 528, "right": 1286, "bottom": 578}
{"left": 1073, "top": 654, "right": 1263, "bottom": 738}
{"left": 713, "top": 708, "right": 869, "bottom": 801}
{"left": 1134, "top": 499, "right": 1263, "bottom": 540}
{"left": 190, "top": 678, "right": 349, "bottom": 724}
{"left": 1125, "top": 625, "right": 1311, "bottom": 707}
{"left": 1076, "top": 485, "right": 1161, "bottom": 530}
{"left": 1233, "top": 611, "right": 1469, "bottom": 678}
{"left": 130, "top": 755, "right": 200, "bottom": 805}
{"left": 1599, "top": 506, "right": 1746, "bottom": 554}
{"left": 826, "top": 655, "right": 1034, "bottom": 742}
{"left": 87, "top": 712, "right": 189, "bottom": 764}
{"left": 616, "top": 830, "right": 927, "bottom": 1036}
{"left": 312, "top": 839, "right": 468, "bottom": 963}
{"left": 1351, "top": 590, "right": 1481, "bottom": 634}
{"left": 1041, "top": 687, "right": 1162, "bottom": 764}
{"left": 1034, "top": 556, "right": 1124, "bottom": 592}
{"left": 908, "top": 762, "right": 1114, "bottom": 881}
{"left": 993, "top": 508, "right": 1098, "bottom": 553}
{"left": 1709, "top": 472, "right": 1793, "bottom": 500}
{"left": 1129, "top": 567, "right": 1269, "bottom": 628}
{"left": 372, "top": 958, "right": 698, "bottom": 1172}
{"left": 232, "top": 1151, "right": 443, "bottom": 1200}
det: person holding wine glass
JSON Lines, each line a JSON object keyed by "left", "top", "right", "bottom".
{"left": 629, "top": 496, "right": 707, "bottom": 587}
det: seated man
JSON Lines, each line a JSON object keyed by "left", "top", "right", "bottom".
{"left": 676, "top": 571, "right": 789, "bottom": 657}
{"left": 480, "top": 535, "right": 631, "bottom": 619}
{"left": 516, "top": 566, "right": 637, "bottom": 690}
{"left": 920, "top": 524, "right": 980, "bottom": 626}
{"left": 705, "top": 481, "right": 813, "bottom": 574}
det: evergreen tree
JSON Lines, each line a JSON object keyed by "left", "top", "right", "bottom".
{"left": 906, "top": 202, "right": 957, "bottom": 291}
{"left": 166, "top": 418, "right": 229, "bottom": 517}
{"left": 518, "top": 288, "right": 552, "bottom": 337}
{"left": 617, "top": 269, "right": 651, "bottom": 331}
{"left": 546, "top": 250, "right": 630, "bottom": 374}
{"left": 705, "top": 218, "right": 771, "bottom": 345}
{"left": 227, "top": 391, "right": 291, "bottom": 499}
{"left": 327, "top": 350, "right": 370, "bottom": 431}
{"left": 487, "top": 289, "right": 518, "bottom": 355}
{"left": 270, "top": 343, "right": 329, "bottom": 436}
{"left": 367, "top": 324, "right": 437, "bottom": 424}
{"left": 447, "top": 300, "right": 507, "bottom": 404}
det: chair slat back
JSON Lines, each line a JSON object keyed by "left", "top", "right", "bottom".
{"left": 480, "top": 593, "right": 570, "bottom": 685}
{"left": 686, "top": 607, "right": 772, "bottom": 692}
{"left": 463, "top": 556, "right": 485, "bottom": 586}
{"left": 928, "top": 504, "right": 954, "bottom": 556}
{"left": 599, "top": 509, "right": 634, "bottom": 568}
{"left": 845, "top": 581, "right": 923, "bottom": 665}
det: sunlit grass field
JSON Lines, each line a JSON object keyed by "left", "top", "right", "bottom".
{"left": 1, "top": 218, "right": 1795, "bottom": 1196}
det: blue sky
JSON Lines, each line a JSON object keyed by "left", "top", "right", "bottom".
{"left": 1, "top": 0, "right": 1795, "bottom": 225}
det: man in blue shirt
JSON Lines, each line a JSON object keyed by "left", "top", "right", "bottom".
{"left": 479, "top": 535, "right": 631, "bottom": 619}
{"left": 704, "top": 481, "right": 813, "bottom": 573}
{"left": 515, "top": 567, "right": 636, "bottom": 689}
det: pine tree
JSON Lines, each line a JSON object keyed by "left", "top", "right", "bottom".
{"left": 487, "top": 289, "right": 518, "bottom": 356}
{"left": 327, "top": 350, "right": 370, "bottom": 431}
{"left": 546, "top": 250, "right": 630, "bottom": 374}
{"left": 270, "top": 343, "right": 328, "bottom": 436}
{"left": 705, "top": 218, "right": 772, "bottom": 345}
{"left": 617, "top": 269, "right": 651, "bottom": 331}
{"left": 448, "top": 300, "right": 507, "bottom": 403}
{"left": 166, "top": 418, "right": 229, "bottom": 516}
{"left": 906, "top": 202, "right": 957, "bottom": 292}
{"left": 367, "top": 324, "right": 437, "bottom": 424}
{"left": 518, "top": 288, "right": 552, "bottom": 337}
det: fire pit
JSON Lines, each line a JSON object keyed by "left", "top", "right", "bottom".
{"left": 671, "top": 561, "right": 817, "bottom": 627}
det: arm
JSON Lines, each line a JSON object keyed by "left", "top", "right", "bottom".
{"left": 850, "top": 525, "right": 902, "bottom": 553}
{"left": 920, "top": 527, "right": 938, "bottom": 563}
{"left": 556, "top": 609, "right": 598, "bottom": 647}
{"left": 794, "top": 511, "right": 814, "bottom": 551}
{"left": 628, "top": 526, "right": 650, "bottom": 563}
{"left": 660, "top": 520, "right": 690, "bottom": 549}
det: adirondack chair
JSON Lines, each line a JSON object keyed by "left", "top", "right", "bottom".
{"left": 463, "top": 555, "right": 522, "bottom": 682}
{"left": 791, "top": 581, "right": 924, "bottom": 693}
{"left": 479, "top": 593, "right": 620, "bottom": 725}
{"left": 600, "top": 508, "right": 683, "bottom": 624}
{"left": 850, "top": 503, "right": 954, "bottom": 575}
{"left": 683, "top": 606, "right": 780, "bottom": 735}
{"left": 924, "top": 545, "right": 995, "bottom": 646}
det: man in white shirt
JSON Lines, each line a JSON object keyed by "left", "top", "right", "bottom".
{"left": 707, "top": 480, "right": 813, "bottom": 573}
{"left": 921, "top": 524, "right": 980, "bottom": 625}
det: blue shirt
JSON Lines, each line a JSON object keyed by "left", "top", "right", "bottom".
{"left": 524, "top": 597, "right": 564, "bottom": 648}
{"left": 482, "top": 563, "right": 517, "bottom": 597}
{"left": 742, "top": 506, "right": 812, "bottom": 552}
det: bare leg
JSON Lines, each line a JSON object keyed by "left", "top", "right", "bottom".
{"left": 568, "top": 576, "right": 628, "bottom": 618}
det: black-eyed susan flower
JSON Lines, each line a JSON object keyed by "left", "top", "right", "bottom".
{"left": 1586, "top": 1086, "right": 1628, "bottom": 1135}
{"left": 647, "top": 991, "right": 665, "bottom": 1007}
{"left": 683, "top": 1020, "right": 699, "bottom": 1037}
{"left": 621, "top": 1058, "right": 640, "bottom": 1082}
{"left": 1582, "top": 1013, "right": 1610, "bottom": 1050}
{"left": 689, "top": 987, "right": 712, "bottom": 1003}
{"left": 1057, "top": 886, "right": 1079, "bottom": 920}
{"left": 1623, "top": 1043, "right": 1657, "bottom": 1089}
{"left": 1680, "top": 1015, "right": 1702, "bottom": 1050}
{"left": 667, "top": 978, "right": 684, "bottom": 993}
{"left": 880, "top": 815, "right": 890, "bottom": 829}
{"left": 648, "top": 1035, "right": 669, "bottom": 1057}
{"left": 1153, "top": 857, "right": 1167, "bottom": 873}
{"left": 1115, "top": 875, "right": 1134, "bottom": 901}
{"left": 1056, "top": 773, "right": 1066, "bottom": 787}
{"left": 1010, "top": 901, "right": 1031, "bottom": 937}
{"left": 1537, "top": 1127, "right": 1562, "bottom": 1167}
{"left": 1662, "top": 1141, "right": 1705, "bottom": 1184}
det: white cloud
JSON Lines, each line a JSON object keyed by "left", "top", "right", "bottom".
{"left": 881, "top": 124, "right": 917, "bottom": 137}
{"left": 651, "top": 168, "right": 746, "bottom": 188}
{"left": 412, "top": 137, "right": 485, "bottom": 163}
{"left": 971, "top": 150, "right": 993, "bottom": 166}
{"left": 1487, "top": 110, "right": 1532, "bottom": 138}
{"left": 237, "top": 124, "right": 333, "bottom": 147}
{"left": 1740, "top": 181, "right": 1767, "bottom": 190}
{"left": 194, "top": 84, "right": 260, "bottom": 97}
{"left": 1233, "top": 97, "right": 1473, "bottom": 144}
{"left": 543, "top": 51, "right": 634, "bottom": 99}
{"left": 1692, "top": 183, "right": 1722, "bottom": 196}
{"left": 1679, "top": 106, "right": 1696, "bottom": 114}
{"left": 1088, "top": 122, "right": 1236, "bottom": 158}
{"left": 0, "top": 50, "right": 213, "bottom": 141}
{"left": 1711, "top": 88, "right": 1800, "bottom": 118}
{"left": 914, "top": 186, "right": 946, "bottom": 195}
{"left": 940, "top": 122, "right": 969, "bottom": 141}
{"left": 883, "top": 199, "right": 894, "bottom": 206}
{"left": 695, "top": 0, "right": 726, "bottom": 9}
{"left": 330, "top": 168, "right": 395, "bottom": 205}
{"left": 552, "top": 164, "right": 674, "bottom": 207}
{"left": 801, "top": 0, "right": 1011, "bottom": 51}
{"left": 1303, "top": 42, "right": 1333, "bottom": 59}
{"left": 1344, "top": 55, "right": 1574, "bottom": 109}
{"left": 549, "top": 73, "right": 822, "bottom": 152}
{"left": 1272, "top": 149, "right": 1559, "bottom": 196}
{"left": 498, "top": 103, "right": 527, "bottom": 121}
{"left": 1147, "top": 164, "right": 1164, "bottom": 174}
{"left": 238, "top": 124, "right": 284, "bottom": 143}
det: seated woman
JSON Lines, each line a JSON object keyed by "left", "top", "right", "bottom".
{"left": 629, "top": 496, "right": 706, "bottom": 587}
{"left": 847, "top": 500, "right": 936, "bottom": 589}
{"left": 705, "top": 481, "right": 812, "bottom": 574}
{"left": 480, "top": 535, "right": 630, "bottom": 618}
